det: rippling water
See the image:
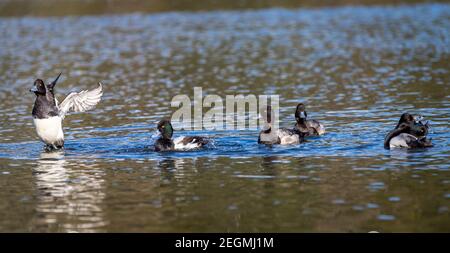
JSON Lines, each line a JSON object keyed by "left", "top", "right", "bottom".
{"left": 0, "top": 3, "right": 449, "bottom": 232}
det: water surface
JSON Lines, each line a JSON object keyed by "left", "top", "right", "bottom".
{"left": 0, "top": 3, "right": 449, "bottom": 232}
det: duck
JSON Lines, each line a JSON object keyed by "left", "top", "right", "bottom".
{"left": 384, "top": 122, "right": 432, "bottom": 149}
{"left": 293, "top": 103, "right": 325, "bottom": 136}
{"left": 30, "top": 73, "right": 103, "bottom": 150}
{"left": 155, "top": 119, "right": 209, "bottom": 151}
{"left": 258, "top": 105, "right": 304, "bottom": 145}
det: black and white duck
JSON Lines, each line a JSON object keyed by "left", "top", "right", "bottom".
{"left": 155, "top": 119, "right": 209, "bottom": 152}
{"left": 384, "top": 122, "right": 432, "bottom": 149}
{"left": 30, "top": 73, "right": 103, "bottom": 150}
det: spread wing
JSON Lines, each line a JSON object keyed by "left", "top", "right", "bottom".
{"left": 58, "top": 82, "right": 103, "bottom": 119}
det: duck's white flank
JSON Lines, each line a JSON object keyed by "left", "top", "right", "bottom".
{"left": 389, "top": 133, "right": 417, "bottom": 148}
{"left": 277, "top": 129, "right": 301, "bottom": 145}
{"left": 173, "top": 136, "right": 202, "bottom": 150}
{"left": 279, "top": 134, "right": 300, "bottom": 145}
{"left": 33, "top": 116, "right": 64, "bottom": 145}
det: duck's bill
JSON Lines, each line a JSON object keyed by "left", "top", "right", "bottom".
{"left": 29, "top": 87, "right": 38, "bottom": 92}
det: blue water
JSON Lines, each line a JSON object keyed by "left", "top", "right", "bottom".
{"left": 0, "top": 3, "right": 449, "bottom": 232}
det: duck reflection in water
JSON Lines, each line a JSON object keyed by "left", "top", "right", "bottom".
{"left": 32, "top": 151, "right": 107, "bottom": 232}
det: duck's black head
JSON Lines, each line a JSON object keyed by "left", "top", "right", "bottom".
{"left": 30, "top": 79, "right": 46, "bottom": 95}
{"left": 30, "top": 73, "right": 61, "bottom": 97}
{"left": 157, "top": 119, "right": 173, "bottom": 139}
{"left": 295, "top": 103, "right": 307, "bottom": 122}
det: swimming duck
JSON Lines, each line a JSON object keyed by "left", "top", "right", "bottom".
{"left": 30, "top": 73, "right": 103, "bottom": 150}
{"left": 258, "top": 106, "right": 304, "bottom": 145}
{"left": 384, "top": 122, "right": 432, "bottom": 149}
{"left": 293, "top": 103, "right": 325, "bottom": 136}
{"left": 155, "top": 119, "right": 209, "bottom": 151}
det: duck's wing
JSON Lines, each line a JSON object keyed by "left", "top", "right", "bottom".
{"left": 410, "top": 136, "right": 433, "bottom": 148}
{"left": 58, "top": 82, "right": 103, "bottom": 119}
{"left": 277, "top": 128, "right": 296, "bottom": 137}
{"left": 173, "top": 136, "right": 208, "bottom": 150}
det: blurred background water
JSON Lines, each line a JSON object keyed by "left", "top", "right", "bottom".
{"left": 0, "top": 1, "right": 449, "bottom": 232}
